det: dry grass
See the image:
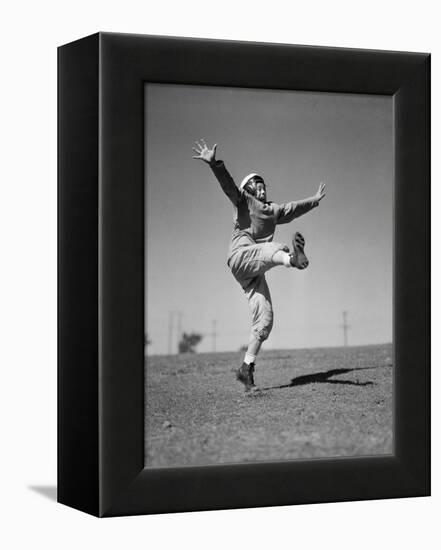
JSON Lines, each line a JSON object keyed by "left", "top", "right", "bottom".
{"left": 145, "top": 344, "right": 393, "bottom": 468}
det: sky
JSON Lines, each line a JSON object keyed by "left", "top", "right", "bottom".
{"left": 145, "top": 84, "right": 393, "bottom": 355}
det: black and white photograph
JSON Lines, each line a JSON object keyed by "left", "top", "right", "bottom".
{"left": 2, "top": 0, "right": 437, "bottom": 543}
{"left": 145, "top": 84, "right": 394, "bottom": 468}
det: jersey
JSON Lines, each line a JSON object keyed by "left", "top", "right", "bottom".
{"left": 210, "top": 160, "right": 318, "bottom": 260}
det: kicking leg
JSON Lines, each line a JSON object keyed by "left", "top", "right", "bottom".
{"left": 273, "top": 231, "right": 309, "bottom": 269}
{"left": 229, "top": 242, "right": 290, "bottom": 283}
{"left": 230, "top": 234, "right": 309, "bottom": 275}
{"left": 272, "top": 232, "right": 309, "bottom": 270}
{"left": 290, "top": 232, "right": 309, "bottom": 269}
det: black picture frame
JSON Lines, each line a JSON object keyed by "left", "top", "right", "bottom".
{"left": 58, "top": 32, "right": 430, "bottom": 517}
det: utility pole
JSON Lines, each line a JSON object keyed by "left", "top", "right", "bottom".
{"left": 167, "top": 311, "right": 174, "bottom": 355}
{"left": 176, "top": 311, "right": 183, "bottom": 353}
{"left": 341, "top": 311, "right": 350, "bottom": 347}
{"left": 211, "top": 320, "right": 217, "bottom": 353}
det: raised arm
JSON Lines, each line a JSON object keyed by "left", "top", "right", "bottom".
{"left": 192, "top": 139, "right": 241, "bottom": 206}
{"left": 277, "top": 182, "right": 326, "bottom": 224}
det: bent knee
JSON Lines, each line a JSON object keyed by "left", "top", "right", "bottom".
{"left": 252, "top": 314, "right": 274, "bottom": 342}
{"left": 253, "top": 327, "right": 271, "bottom": 342}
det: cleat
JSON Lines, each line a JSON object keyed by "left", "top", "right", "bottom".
{"left": 290, "top": 232, "right": 309, "bottom": 269}
{"left": 236, "top": 362, "right": 257, "bottom": 392}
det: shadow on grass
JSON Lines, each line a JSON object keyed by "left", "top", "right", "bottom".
{"left": 262, "top": 367, "right": 376, "bottom": 391}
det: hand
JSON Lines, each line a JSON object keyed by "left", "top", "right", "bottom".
{"left": 192, "top": 139, "right": 217, "bottom": 165}
{"left": 314, "top": 181, "right": 326, "bottom": 203}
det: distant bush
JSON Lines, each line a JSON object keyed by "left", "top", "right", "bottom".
{"left": 178, "top": 332, "right": 203, "bottom": 354}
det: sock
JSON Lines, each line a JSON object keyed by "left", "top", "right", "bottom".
{"left": 244, "top": 352, "right": 256, "bottom": 365}
{"left": 281, "top": 251, "right": 292, "bottom": 268}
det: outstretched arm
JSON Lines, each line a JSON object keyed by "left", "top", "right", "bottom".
{"left": 192, "top": 139, "right": 241, "bottom": 206}
{"left": 277, "top": 182, "right": 327, "bottom": 224}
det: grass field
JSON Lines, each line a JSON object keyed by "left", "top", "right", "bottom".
{"left": 145, "top": 344, "right": 393, "bottom": 468}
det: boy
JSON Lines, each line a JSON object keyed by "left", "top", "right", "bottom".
{"left": 193, "top": 139, "right": 326, "bottom": 392}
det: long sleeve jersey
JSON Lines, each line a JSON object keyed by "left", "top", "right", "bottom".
{"left": 210, "top": 160, "right": 319, "bottom": 260}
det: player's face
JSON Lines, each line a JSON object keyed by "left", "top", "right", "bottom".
{"left": 255, "top": 181, "right": 267, "bottom": 202}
